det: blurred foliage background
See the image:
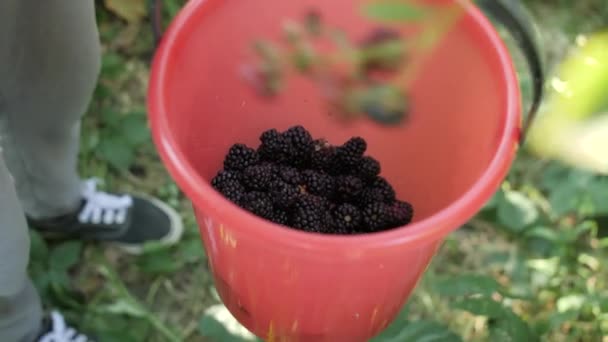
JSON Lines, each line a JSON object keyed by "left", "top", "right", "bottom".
{"left": 27, "top": 0, "right": 608, "bottom": 341}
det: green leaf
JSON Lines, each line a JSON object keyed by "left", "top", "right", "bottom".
{"left": 121, "top": 114, "right": 150, "bottom": 146}
{"left": 101, "top": 53, "right": 126, "bottom": 79}
{"left": 180, "top": 239, "right": 207, "bottom": 264}
{"left": 524, "top": 226, "right": 560, "bottom": 242}
{"left": 589, "top": 178, "right": 608, "bottom": 214}
{"left": 98, "top": 135, "right": 135, "bottom": 170}
{"left": 372, "top": 321, "right": 462, "bottom": 342}
{"left": 29, "top": 229, "right": 49, "bottom": 262}
{"left": 140, "top": 240, "right": 174, "bottom": 254}
{"left": 453, "top": 298, "right": 536, "bottom": 341}
{"left": 101, "top": 109, "right": 123, "bottom": 127}
{"left": 548, "top": 181, "right": 583, "bottom": 216}
{"left": 452, "top": 298, "right": 507, "bottom": 318}
{"left": 540, "top": 163, "right": 571, "bottom": 190}
{"left": 488, "top": 315, "right": 536, "bottom": 342}
{"left": 564, "top": 221, "right": 595, "bottom": 243}
{"left": 434, "top": 274, "right": 501, "bottom": 297}
{"left": 362, "top": 2, "right": 427, "bottom": 22}
{"left": 49, "top": 270, "right": 72, "bottom": 289}
{"left": 497, "top": 191, "right": 539, "bottom": 231}
{"left": 548, "top": 310, "right": 579, "bottom": 330}
{"left": 483, "top": 189, "right": 503, "bottom": 211}
{"left": 136, "top": 249, "right": 180, "bottom": 275}
{"left": 49, "top": 241, "right": 82, "bottom": 272}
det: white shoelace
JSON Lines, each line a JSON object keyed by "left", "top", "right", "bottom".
{"left": 38, "top": 311, "right": 91, "bottom": 342}
{"left": 78, "top": 179, "right": 133, "bottom": 225}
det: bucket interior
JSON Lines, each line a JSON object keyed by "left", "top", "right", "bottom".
{"left": 157, "top": 0, "right": 515, "bottom": 225}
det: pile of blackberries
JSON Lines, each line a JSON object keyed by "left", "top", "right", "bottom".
{"left": 211, "top": 125, "right": 413, "bottom": 235}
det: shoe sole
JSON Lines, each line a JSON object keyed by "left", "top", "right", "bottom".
{"left": 111, "top": 195, "right": 185, "bottom": 255}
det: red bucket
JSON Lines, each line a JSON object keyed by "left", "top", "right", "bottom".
{"left": 148, "top": 0, "right": 541, "bottom": 340}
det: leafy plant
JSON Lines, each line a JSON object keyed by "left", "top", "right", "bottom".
{"left": 242, "top": 1, "right": 460, "bottom": 125}
{"left": 96, "top": 109, "right": 151, "bottom": 170}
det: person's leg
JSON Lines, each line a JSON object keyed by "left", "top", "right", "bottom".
{"left": 0, "top": 0, "right": 183, "bottom": 255}
{"left": 0, "top": 0, "right": 100, "bottom": 220}
{"left": 0, "top": 155, "right": 43, "bottom": 342}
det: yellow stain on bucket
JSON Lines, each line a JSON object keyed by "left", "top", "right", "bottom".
{"left": 370, "top": 306, "right": 379, "bottom": 328}
{"left": 380, "top": 319, "right": 389, "bottom": 330}
{"left": 267, "top": 321, "right": 276, "bottom": 342}
{"left": 219, "top": 225, "right": 238, "bottom": 248}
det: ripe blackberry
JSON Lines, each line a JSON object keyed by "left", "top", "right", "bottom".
{"left": 277, "top": 165, "right": 302, "bottom": 186}
{"left": 268, "top": 179, "right": 299, "bottom": 209}
{"left": 283, "top": 125, "right": 314, "bottom": 166}
{"left": 224, "top": 144, "right": 259, "bottom": 171}
{"left": 343, "top": 137, "right": 367, "bottom": 156}
{"left": 310, "top": 139, "right": 337, "bottom": 171}
{"left": 387, "top": 200, "right": 414, "bottom": 226}
{"left": 359, "top": 187, "right": 391, "bottom": 206}
{"left": 293, "top": 193, "right": 329, "bottom": 213}
{"left": 242, "top": 191, "right": 274, "bottom": 219}
{"left": 291, "top": 207, "right": 323, "bottom": 233}
{"left": 356, "top": 156, "right": 381, "bottom": 180}
{"left": 211, "top": 170, "right": 240, "bottom": 189}
{"left": 362, "top": 202, "right": 390, "bottom": 231}
{"left": 269, "top": 210, "right": 290, "bottom": 226}
{"left": 302, "top": 170, "right": 335, "bottom": 197}
{"left": 332, "top": 204, "right": 362, "bottom": 232}
{"left": 336, "top": 175, "right": 365, "bottom": 202}
{"left": 336, "top": 137, "right": 367, "bottom": 168}
{"left": 242, "top": 164, "right": 273, "bottom": 191}
{"left": 258, "top": 129, "right": 290, "bottom": 163}
{"left": 215, "top": 179, "right": 246, "bottom": 205}
{"left": 371, "top": 177, "right": 396, "bottom": 202}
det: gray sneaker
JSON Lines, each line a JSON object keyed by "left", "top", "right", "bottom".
{"left": 28, "top": 179, "right": 183, "bottom": 254}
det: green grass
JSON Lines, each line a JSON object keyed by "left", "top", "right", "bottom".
{"left": 28, "top": 1, "right": 608, "bottom": 341}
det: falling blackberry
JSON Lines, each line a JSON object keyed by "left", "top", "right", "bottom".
{"left": 224, "top": 144, "right": 259, "bottom": 171}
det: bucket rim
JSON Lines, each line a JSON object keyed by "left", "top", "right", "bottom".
{"left": 147, "top": 0, "right": 520, "bottom": 250}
